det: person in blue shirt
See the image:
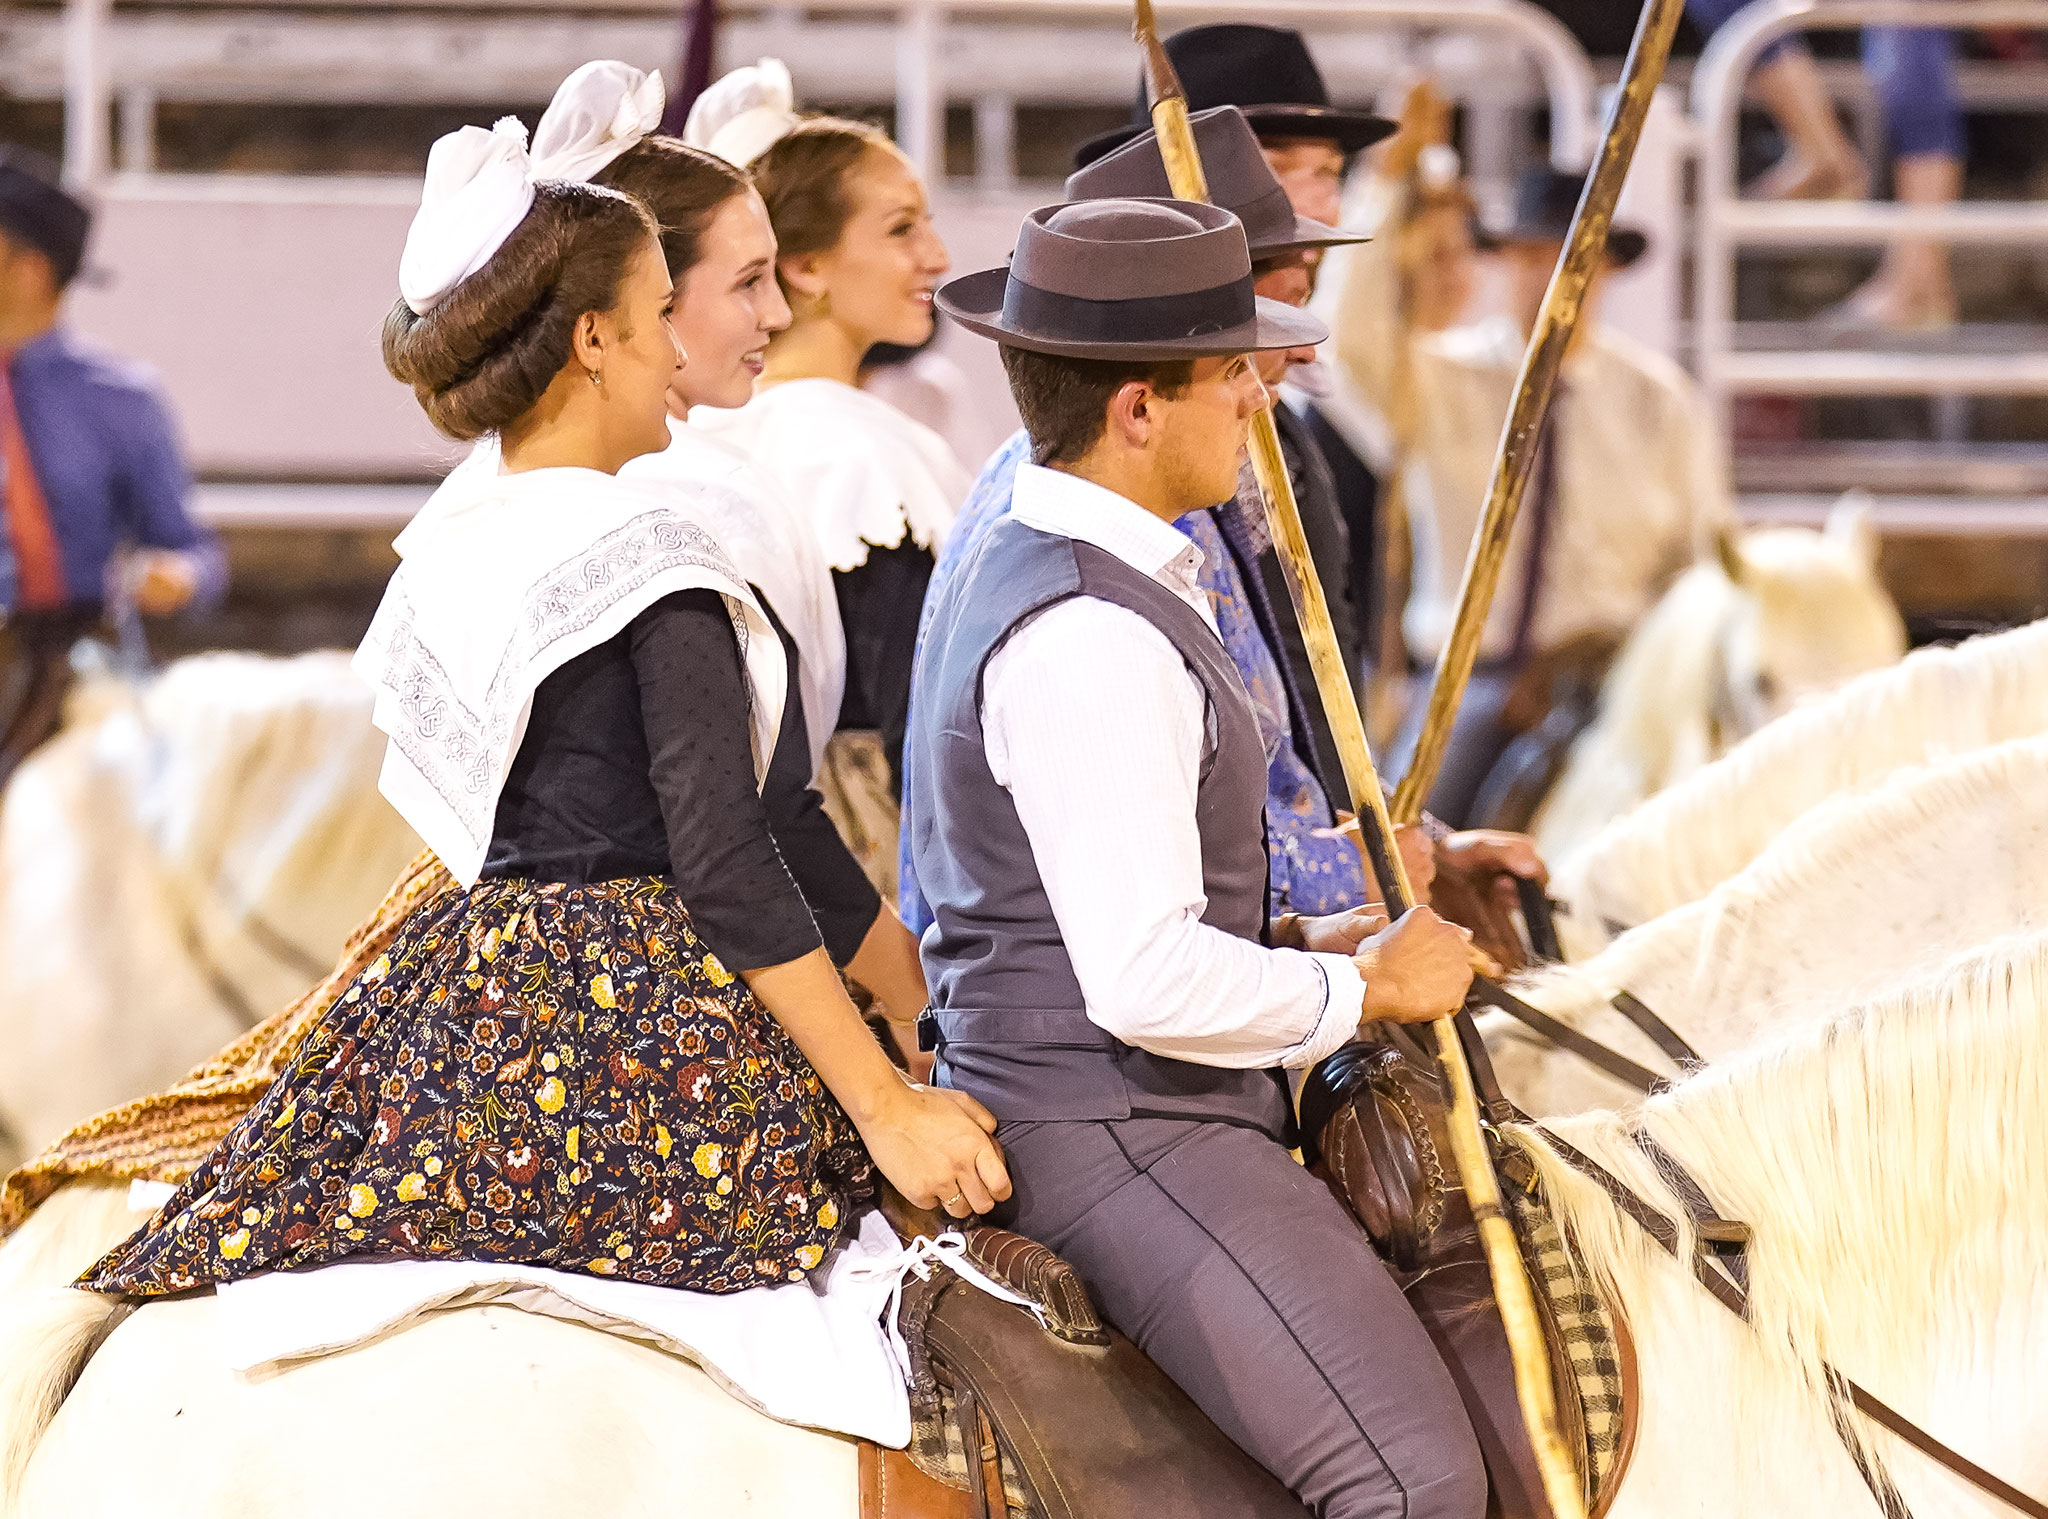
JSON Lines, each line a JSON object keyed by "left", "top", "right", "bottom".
{"left": 0, "top": 146, "right": 224, "bottom": 780}
{"left": 900, "top": 111, "right": 1545, "bottom": 957}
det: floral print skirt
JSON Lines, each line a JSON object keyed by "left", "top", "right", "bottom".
{"left": 81, "top": 876, "right": 873, "bottom": 1298}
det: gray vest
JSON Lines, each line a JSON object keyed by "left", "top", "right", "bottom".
{"left": 909, "top": 514, "right": 1291, "bottom": 1139}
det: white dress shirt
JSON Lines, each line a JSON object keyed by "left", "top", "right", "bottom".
{"left": 979, "top": 463, "right": 1365, "bottom": 1070}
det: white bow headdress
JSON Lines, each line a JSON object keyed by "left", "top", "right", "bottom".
{"left": 398, "top": 62, "right": 667, "bottom": 316}
{"left": 532, "top": 60, "right": 668, "bottom": 183}
{"left": 684, "top": 57, "right": 800, "bottom": 168}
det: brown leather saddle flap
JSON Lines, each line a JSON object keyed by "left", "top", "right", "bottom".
{"left": 862, "top": 1438, "right": 981, "bottom": 1519}
{"left": 921, "top": 1273, "right": 1311, "bottom": 1519}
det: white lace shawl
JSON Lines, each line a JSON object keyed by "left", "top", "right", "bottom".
{"left": 449, "top": 423, "right": 846, "bottom": 781}
{"left": 355, "top": 464, "right": 784, "bottom": 886}
{"left": 691, "top": 378, "right": 971, "bottom": 572}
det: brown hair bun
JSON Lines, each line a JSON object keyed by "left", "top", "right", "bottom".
{"left": 750, "top": 116, "right": 897, "bottom": 293}
{"left": 381, "top": 180, "right": 657, "bottom": 441}
{"left": 596, "top": 135, "right": 754, "bottom": 283}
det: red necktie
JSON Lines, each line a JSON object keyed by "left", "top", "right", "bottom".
{"left": 0, "top": 353, "right": 66, "bottom": 611}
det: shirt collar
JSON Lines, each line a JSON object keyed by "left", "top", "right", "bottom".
{"left": 5, "top": 327, "right": 69, "bottom": 368}
{"left": 1011, "top": 462, "right": 1207, "bottom": 595}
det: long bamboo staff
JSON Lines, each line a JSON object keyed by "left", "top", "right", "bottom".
{"left": 1387, "top": 0, "right": 1688, "bottom": 824}
{"left": 1129, "top": 7, "right": 1584, "bottom": 1516}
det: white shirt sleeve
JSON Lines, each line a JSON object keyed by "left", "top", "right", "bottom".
{"left": 981, "top": 596, "right": 1365, "bottom": 1069}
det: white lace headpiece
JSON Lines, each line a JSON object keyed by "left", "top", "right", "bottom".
{"left": 684, "top": 57, "right": 800, "bottom": 168}
{"left": 397, "top": 61, "right": 667, "bottom": 315}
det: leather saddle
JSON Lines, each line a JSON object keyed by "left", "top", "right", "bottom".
{"left": 859, "top": 1215, "right": 1310, "bottom": 1519}
{"left": 1308, "top": 1040, "right": 1637, "bottom": 1519}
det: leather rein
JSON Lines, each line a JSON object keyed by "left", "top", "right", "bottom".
{"left": 1472, "top": 879, "right": 1705, "bottom": 1098}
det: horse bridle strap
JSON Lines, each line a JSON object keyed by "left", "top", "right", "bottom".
{"left": 1469, "top": 977, "right": 1670, "bottom": 1096}
{"left": 1509, "top": 888, "right": 1706, "bottom": 1093}
{"left": 1535, "top": 1127, "right": 2048, "bottom": 1519}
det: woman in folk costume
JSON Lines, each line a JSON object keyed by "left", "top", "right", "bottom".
{"left": 458, "top": 62, "right": 932, "bottom": 1073}
{"left": 80, "top": 112, "right": 1009, "bottom": 1300}
{"left": 685, "top": 62, "right": 969, "bottom": 881}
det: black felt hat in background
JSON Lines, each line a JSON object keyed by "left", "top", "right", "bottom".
{"left": 1073, "top": 24, "right": 1398, "bottom": 172}
{"left": 1490, "top": 165, "right": 1648, "bottom": 268}
{"left": 0, "top": 146, "right": 95, "bottom": 289}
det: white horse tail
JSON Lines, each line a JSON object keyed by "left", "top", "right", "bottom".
{"left": 0, "top": 1287, "right": 127, "bottom": 1510}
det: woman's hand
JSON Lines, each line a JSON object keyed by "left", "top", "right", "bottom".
{"left": 853, "top": 1077, "right": 1012, "bottom": 1221}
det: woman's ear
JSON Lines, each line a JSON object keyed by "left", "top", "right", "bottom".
{"left": 778, "top": 251, "right": 828, "bottom": 308}
{"left": 569, "top": 309, "right": 606, "bottom": 381}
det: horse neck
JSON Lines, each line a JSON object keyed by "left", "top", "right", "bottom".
{"left": 1582, "top": 568, "right": 1738, "bottom": 796}
{"left": 1560, "top": 615, "right": 2048, "bottom": 935}
{"left": 1525, "top": 930, "right": 2048, "bottom": 1470}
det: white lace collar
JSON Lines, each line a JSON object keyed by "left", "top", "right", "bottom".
{"left": 356, "top": 464, "right": 784, "bottom": 885}
{"left": 691, "top": 379, "right": 971, "bottom": 572}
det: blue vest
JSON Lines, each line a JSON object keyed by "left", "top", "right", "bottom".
{"left": 909, "top": 514, "right": 1291, "bottom": 1139}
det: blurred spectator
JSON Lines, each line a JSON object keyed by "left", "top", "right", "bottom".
{"left": 0, "top": 147, "right": 223, "bottom": 781}
{"left": 1688, "top": 0, "right": 1962, "bottom": 328}
{"left": 1320, "top": 141, "right": 1732, "bottom": 825}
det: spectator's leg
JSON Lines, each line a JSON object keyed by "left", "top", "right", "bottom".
{"left": 1686, "top": 0, "right": 1866, "bottom": 199}
{"left": 1842, "top": 25, "right": 1963, "bottom": 327}
{"left": 1748, "top": 47, "right": 1869, "bottom": 199}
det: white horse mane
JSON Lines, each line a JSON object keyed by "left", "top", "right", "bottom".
{"left": 1516, "top": 928, "right": 2048, "bottom": 1483}
{"left": 1510, "top": 732, "right": 2048, "bottom": 1037}
{"left": 1552, "top": 616, "right": 2048, "bottom": 944}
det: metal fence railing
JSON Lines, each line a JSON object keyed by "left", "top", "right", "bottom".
{"left": 31, "top": 0, "right": 1598, "bottom": 189}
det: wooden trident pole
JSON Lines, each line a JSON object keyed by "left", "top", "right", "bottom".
{"left": 1130, "top": 6, "right": 1584, "bottom": 1516}
{"left": 1387, "top": 0, "right": 1689, "bottom": 825}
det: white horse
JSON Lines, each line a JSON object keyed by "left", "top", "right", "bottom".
{"left": 1515, "top": 928, "right": 2048, "bottom": 1515}
{"left": 1548, "top": 612, "right": 2048, "bottom": 960}
{"left": 1529, "top": 506, "right": 1905, "bottom": 869}
{"left": 0, "top": 652, "right": 419, "bottom": 1172}
{"left": 3, "top": 928, "right": 2040, "bottom": 1516}
{"left": 1487, "top": 732, "right": 2048, "bottom": 1115}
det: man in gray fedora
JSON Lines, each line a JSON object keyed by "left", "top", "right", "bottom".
{"left": 909, "top": 196, "right": 1487, "bottom": 1519}
{"left": 899, "top": 107, "right": 1545, "bottom": 969}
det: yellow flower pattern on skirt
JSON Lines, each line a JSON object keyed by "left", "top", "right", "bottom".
{"left": 81, "top": 878, "right": 873, "bottom": 1297}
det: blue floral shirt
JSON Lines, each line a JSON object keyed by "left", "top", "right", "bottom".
{"left": 898, "top": 430, "right": 1368, "bottom": 935}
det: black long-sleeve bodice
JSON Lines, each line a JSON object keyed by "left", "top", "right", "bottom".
{"left": 481, "top": 587, "right": 880, "bottom": 971}
{"left": 831, "top": 540, "right": 933, "bottom": 796}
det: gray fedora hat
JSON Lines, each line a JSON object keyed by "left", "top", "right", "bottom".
{"left": 936, "top": 198, "right": 1327, "bottom": 362}
{"left": 1065, "top": 107, "right": 1364, "bottom": 261}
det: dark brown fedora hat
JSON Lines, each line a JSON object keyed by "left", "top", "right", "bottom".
{"left": 1065, "top": 107, "right": 1365, "bottom": 261}
{"left": 936, "top": 198, "right": 1327, "bottom": 363}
